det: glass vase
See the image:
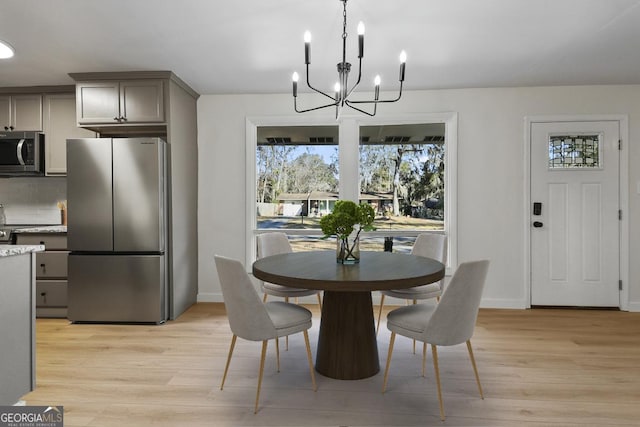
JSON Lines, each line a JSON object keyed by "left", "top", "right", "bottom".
{"left": 336, "top": 235, "right": 360, "bottom": 264}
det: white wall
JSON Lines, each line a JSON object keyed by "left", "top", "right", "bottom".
{"left": 197, "top": 85, "right": 640, "bottom": 310}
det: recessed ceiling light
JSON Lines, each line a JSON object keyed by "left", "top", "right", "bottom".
{"left": 0, "top": 39, "right": 15, "bottom": 59}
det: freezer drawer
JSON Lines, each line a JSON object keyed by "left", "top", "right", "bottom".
{"left": 68, "top": 254, "right": 167, "bottom": 323}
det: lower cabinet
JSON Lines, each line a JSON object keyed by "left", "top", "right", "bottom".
{"left": 0, "top": 251, "right": 36, "bottom": 405}
{"left": 15, "top": 233, "right": 68, "bottom": 318}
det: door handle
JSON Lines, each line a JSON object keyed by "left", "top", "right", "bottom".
{"left": 533, "top": 221, "right": 543, "bottom": 228}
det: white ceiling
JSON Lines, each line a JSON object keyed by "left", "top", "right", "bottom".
{"left": 1, "top": 0, "right": 640, "bottom": 95}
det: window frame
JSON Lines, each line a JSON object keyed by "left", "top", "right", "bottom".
{"left": 246, "top": 113, "right": 458, "bottom": 275}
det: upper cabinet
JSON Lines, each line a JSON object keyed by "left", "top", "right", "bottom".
{"left": 0, "top": 94, "right": 43, "bottom": 131}
{"left": 43, "top": 93, "right": 95, "bottom": 175}
{"left": 76, "top": 79, "right": 164, "bottom": 126}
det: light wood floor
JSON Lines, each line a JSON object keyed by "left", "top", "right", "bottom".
{"left": 23, "top": 303, "right": 640, "bottom": 426}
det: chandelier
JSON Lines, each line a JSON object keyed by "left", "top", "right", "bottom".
{"left": 292, "top": 0, "right": 406, "bottom": 118}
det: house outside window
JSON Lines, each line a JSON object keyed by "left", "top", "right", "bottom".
{"left": 247, "top": 114, "right": 457, "bottom": 269}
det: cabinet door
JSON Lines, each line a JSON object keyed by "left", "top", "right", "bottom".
{"left": 12, "top": 94, "right": 43, "bottom": 131}
{"left": 76, "top": 81, "right": 120, "bottom": 125}
{"left": 120, "top": 80, "right": 164, "bottom": 123}
{"left": 0, "top": 95, "right": 10, "bottom": 130}
{"left": 43, "top": 94, "right": 96, "bottom": 175}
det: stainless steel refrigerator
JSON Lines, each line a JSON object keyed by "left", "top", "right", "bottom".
{"left": 67, "top": 137, "right": 168, "bottom": 323}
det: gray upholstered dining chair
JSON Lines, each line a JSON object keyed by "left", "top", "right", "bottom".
{"left": 381, "top": 260, "right": 490, "bottom": 421}
{"left": 376, "top": 233, "right": 447, "bottom": 334}
{"left": 214, "top": 255, "right": 317, "bottom": 413}
{"left": 257, "top": 232, "right": 323, "bottom": 309}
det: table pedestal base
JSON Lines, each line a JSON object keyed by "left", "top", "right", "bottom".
{"left": 315, "top": 291, "right": 380, "bottom": 380}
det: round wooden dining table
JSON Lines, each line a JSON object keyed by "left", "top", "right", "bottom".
{"left": 252, "top": 250, "right": 445, "bottom": 380}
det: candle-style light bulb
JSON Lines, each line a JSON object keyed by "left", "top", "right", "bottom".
{"left": 0, "top": 39, "right": 14, "bottom": 59}
{"left": 304, "top": 31, "right": 311, "bottom": 64}
{"left": 399, "top": 50, "right": 407, "bottom": 81}
{"left": 334, "top": 82, "right": 341, "bottom": 101}
{"left": 357, "top": 22, "right": 365, "bottom": 58}
{"left": 374, "top": 75, "right": 381, "bottom": 100}
{"left": 292, "top": 72, "right": 299, "bottom": 97}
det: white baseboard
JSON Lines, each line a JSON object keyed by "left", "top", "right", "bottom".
{"left": 197, "top": 292, "right": 223, "bottom": 302}
{"left": 197, "top": 292, "right": 528, "bottom": 310}
{"left": 479, "top": 298, "right": 528, "bottom": 309}
{"left": 626, "top": 301, "right": 640, "bottom": 312}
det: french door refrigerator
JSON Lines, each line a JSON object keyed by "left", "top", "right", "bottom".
{"left": 67, "top": 137, "right": 168, "bottom": 323}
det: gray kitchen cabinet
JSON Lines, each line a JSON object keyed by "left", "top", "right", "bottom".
{"left": 16, "top": 233, "right": 69, "bottom": 318}
{"left": 0, "top": 96, "right": 9, "bottom": 128}
{"left": 0, "top": 94, "right": 43, "bottom": 131}
{"left": 0, "top": 250, "right": 37, "bottom": 405}
{"left": 43, "top": 93, "right": 95, "bottom": 175}
{"left": 69, "top": 70, "right": 200, "bottom": 321}
{"left": 75, "top": 79, "right": 164, "bottom": 125}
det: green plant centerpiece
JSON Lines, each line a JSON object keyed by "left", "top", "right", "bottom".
{"left": 320, "top": 200, "right": 376, "bottom": 264}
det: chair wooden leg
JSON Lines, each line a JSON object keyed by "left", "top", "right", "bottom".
{"left": 412, "top": 299, "right": 417, "bottom": 354}
{"left": 376, "top": 294, "right": 386, "bottom": 335}
{"left": 220, "top": 334, "right": 237, "bottom": 390}
{"left": 303, "top": 330, "right": 317, "bottom": 391}
{"left": 431, "top": 344, "right": 445, "bottom": 421}
{"left": 275, "top": 337, "right": 280, "bottom": 372}
{"left": 381, "top": 331, "right": 396, "bottom": 393}
{"left": 467, "top": 340, "right": 484, "bottom": 399}
{"left": 316, "top": 292, "right": 323, "bottom": 310}
{"left": 422, "top": 342, "right": 427, "bottom": 377}
{"left": 263, "top": 293, "right": 268, "bottom": 302}
{"left": 254, "top": 340, "right": 268, "bottom": 414}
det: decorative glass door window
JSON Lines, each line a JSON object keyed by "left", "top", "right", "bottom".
{"left": 548, "top": 134, "right": 601, "bottom": 169}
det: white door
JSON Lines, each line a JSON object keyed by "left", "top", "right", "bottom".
{"left": 531, "top": 121, "right": 620, "bottom": 307}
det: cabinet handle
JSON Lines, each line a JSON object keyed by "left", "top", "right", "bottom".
{"left": 40, "top": 292, "right": 47, "bottom": 304}
{"left": 40, "top": 263, "right": 46, "bottom": 273}
{"left": 9, "top": 126, "right": 13, "bottom": 130}
{"left": 113, "top": 117, "right": 120, "bottom": 122}
{"left": 120, "top": 116, "right": 127, "bottom": 122}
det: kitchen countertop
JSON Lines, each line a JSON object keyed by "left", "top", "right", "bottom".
{"left": 12, "top": 226, "right": 67, "bottom": 233}
{"left": 0, "top": 245, "right": 45, "bottom": 258}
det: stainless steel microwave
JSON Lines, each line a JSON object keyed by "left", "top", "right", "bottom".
{"left": 0, "top": 131, "right": 45, "bottom": 176}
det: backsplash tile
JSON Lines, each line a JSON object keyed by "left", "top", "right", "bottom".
{"left": 0, "top": 177, "right": 66, "bottom": 225}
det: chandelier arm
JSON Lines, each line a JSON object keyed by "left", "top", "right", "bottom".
{"left": 345, "top": 57, "right": 363, "bottom": 99}
{"left": 344, "top": 81, "right": 404, "bottom": 104}
{"left": 305, "top": 65, "right": 337, "bottom": 102}
{"left": 344, "top": 101, "right": 377, "bottom": 117}
{"left": 294, "top": 97, "right": 339, "bottom": 114}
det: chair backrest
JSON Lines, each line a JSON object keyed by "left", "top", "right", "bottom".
{"left": 214, "top": 255, "right": 277, "bottom": 341}
{"left": 411, "top": 233, "right": 447, "bottom": 264}
{"left": 412, "top": 233, "right": 447, "bottom": 289}
{"left": 257, "top": 232, "right": 292, "bottom": 259}
{"left": 422, "top": 260, "right": 490, "bottom": 346}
